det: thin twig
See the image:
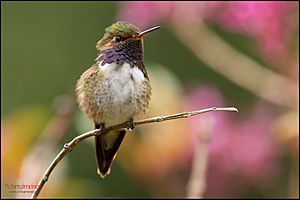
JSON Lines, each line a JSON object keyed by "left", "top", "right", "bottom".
{"left": 31, "top": 106, "right": 238, "bottom": 199}
{"left": 17, "top": 95, "right": 75, "bottom": 198}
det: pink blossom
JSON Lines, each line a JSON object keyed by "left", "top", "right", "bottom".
{"left": 118, "top": 1, "right": 298, "bottom": 69}
{"left": 118, "top": 1, "right": 208, "bottom": 29}
{"left": 185, "top": 86, "right": 232, "bottom": 148}
{"left": 185, "top": 86, "right": 279, "bottom": 197}
{"left": 118, "top": 1, "right": 174, "bottom": 29}
{"left": 208, "top": 1, "right": 298, "bottom": 68}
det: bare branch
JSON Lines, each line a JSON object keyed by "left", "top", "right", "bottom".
{"left": 186, "top": 117, "right": 213, "bottom": 198}
{"left": 17, "top": 95, "right": 75, "bottom": 198}
{"left": 31, "top": 106, "right": 238, "bottom": 199}
{"left": 173, "top": 23, "right": 297, "bottom": 109}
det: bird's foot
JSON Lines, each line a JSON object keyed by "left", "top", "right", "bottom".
{"left": 101, "top": 126, "right": 109, "bottom": 135}
{"left": 95, "top": 123, "right": 109, "bottom": 136}
{"left": 126, "top": 119, "right": 135, "bottom": 132}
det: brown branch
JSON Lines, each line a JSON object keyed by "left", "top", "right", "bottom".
{"left": 17, "top": 95, "right": 75, "bottom": 198}
{"left": 173, "top": 23, "right": 298, "bottom": 109}
{"left": 186, "top": 117, "right": 213, "bottom": 198}
{"left": 31, "top": 106, "right": 238, "bottom": 199}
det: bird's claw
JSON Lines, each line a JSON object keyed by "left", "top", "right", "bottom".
{"left": 126, "top": 119, "right": 135, "bottom": 132}
{"left": 95, "top": 123, "right": 109, "bottom": 136}
{"left": 101, "top": 126, "right": 109, "bottom": 135}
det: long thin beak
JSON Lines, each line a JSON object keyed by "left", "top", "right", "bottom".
{"left": 137, "top": 26, "right": 160, "bottom": 38}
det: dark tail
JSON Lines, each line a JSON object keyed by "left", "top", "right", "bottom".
{"left": 94, "top": 124, "right": 126, "bottom": 178}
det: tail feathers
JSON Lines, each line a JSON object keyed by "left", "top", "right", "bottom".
{"left": 94, "top": 124, "right": 126, "bottom": 178}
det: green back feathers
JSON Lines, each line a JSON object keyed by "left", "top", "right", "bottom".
{"left": 96, "top": 21, "right": 140, "bottom": 50}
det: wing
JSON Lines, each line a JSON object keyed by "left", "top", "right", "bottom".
{"left": 75, "top": 63, "right": 104, "bottom": 122}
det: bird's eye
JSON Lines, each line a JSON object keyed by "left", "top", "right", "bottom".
{"left": 114, "top": 36, "right": 122, "bottom": 43}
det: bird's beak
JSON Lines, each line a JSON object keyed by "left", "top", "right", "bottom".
{"left": 137, "top": 26, "right": 160, "bottom": 39}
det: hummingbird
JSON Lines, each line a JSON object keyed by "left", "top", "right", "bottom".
{"left": 76, "top": 21, "right": 160, "bottom": 178}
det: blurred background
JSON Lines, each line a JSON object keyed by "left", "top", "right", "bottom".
{"left": 1, "top": 1, "right": 299, "bottom": 198}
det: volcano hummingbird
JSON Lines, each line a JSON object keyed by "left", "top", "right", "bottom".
{"left": 76, "top": 21, "right": 160, "bottom": 178}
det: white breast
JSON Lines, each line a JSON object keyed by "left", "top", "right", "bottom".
{"left": 97, "top": 62, "right": 145, "bottom": 126}
{"left": 100, "top": 62, "right": 144, "bottom": 84}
